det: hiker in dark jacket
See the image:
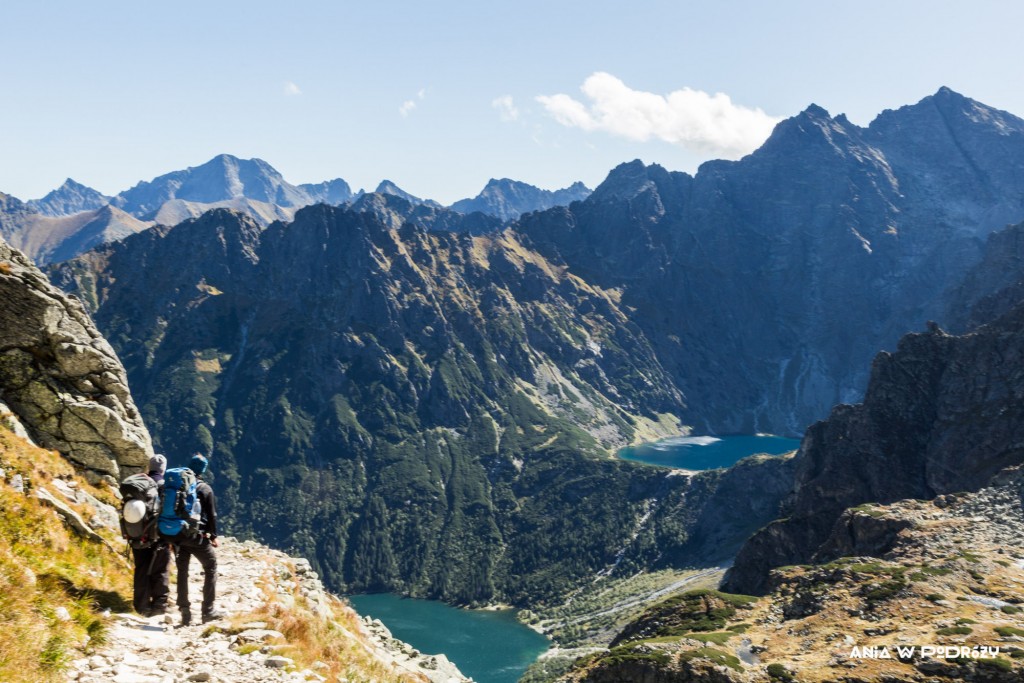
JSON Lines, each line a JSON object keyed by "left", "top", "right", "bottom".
{"left": 131, "top": 454, "right": 171, "bottom": 616}
{"left": 174, "top": 453, "right": 224, "bottom": 625}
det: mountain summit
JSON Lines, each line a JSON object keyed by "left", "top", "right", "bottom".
{"left": 112, "top": 154, "right": 315, "bottom": 218}
{"left": 28, "top": 178, "right": 110, "bottom": 216}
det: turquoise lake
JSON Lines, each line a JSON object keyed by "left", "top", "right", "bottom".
{"left": 348, "top": 593, "right": 550, "bottom": 683}
{"left": 617, "top": 434, "right": 800, "bottom": 470}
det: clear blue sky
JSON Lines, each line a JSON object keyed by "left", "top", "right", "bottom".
{"left": 3, "top": 1, "right": 1023, "bottom": 204}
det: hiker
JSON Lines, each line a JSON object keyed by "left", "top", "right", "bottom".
{"left": 172, "top": 453, "right": 224, "bottom": 626}
{"left": 148, "top": 453, "right": 167, "bottom": 486}
{"left": 122, "top": 454, "right": 171, "bottom": 616}
{"left": 140, "top": 454, "right": 171, "bottom": 614}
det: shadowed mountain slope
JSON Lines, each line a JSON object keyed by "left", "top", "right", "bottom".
{"left": 725, "top": 303, "right": 1024, "bottom": 595}
{"left": 518, "top": 88, "right": 1024, "bottom": 435}
{"left": 54, "top": 206, "right": 793, "bottom": 605}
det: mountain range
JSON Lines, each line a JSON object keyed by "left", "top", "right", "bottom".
{"left": 0, "top": 154, "right": 592, "bottom": 264}
{"left": 48, "top": 88, "right": 1024, "bottom": 612}
{"left": 4, "top": 85, "right": 1024, "bottom": 682}
{"left": 51, "top": 205, "right": 792, "bottom": 605}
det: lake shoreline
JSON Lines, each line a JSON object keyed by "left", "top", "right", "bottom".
{"left": 348, "top": 593, "right": 551, "bottom": 683}
{"left": 617, "top": 433, "right": 801, "bottom": 471}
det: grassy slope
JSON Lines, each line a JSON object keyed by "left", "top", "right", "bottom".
{"left": 0, "top": 423, "right": 132, "bottom": 682}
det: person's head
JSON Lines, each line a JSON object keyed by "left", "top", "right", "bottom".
{"left": 148, "top": 453, "right": 167, "bottom": 476}
{"left": 188, "top": 453, "right": 209, "bottom": 477}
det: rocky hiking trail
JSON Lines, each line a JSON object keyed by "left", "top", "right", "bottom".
{"left": 66, "top": 538, "right": 469, "bottom": 683}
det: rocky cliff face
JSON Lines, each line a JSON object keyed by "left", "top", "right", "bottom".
{"left": 0, "top": 237, "right": 152, "bottom": 482}
{"left": 946, "top": 220, "right": 1024, "bottom": 332}
{"left": 725, "top": 303, "right": 1024, "bottom": 595}
{"left": 0, "top": 232, "right": 472, "bottom": 683}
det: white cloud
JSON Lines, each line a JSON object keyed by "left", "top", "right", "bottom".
{"left": 284, "top": 81, "right": 302, "bottom": 96}
{"left": 536, "top": 72, "right": 780, "bottom": 157}
{"left": 492, "top": 95, "right": 520, "bottom": 122}
{"left": 400, "top": 88, "right": 428, "bottom": 117}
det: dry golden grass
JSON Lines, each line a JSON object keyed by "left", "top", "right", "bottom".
{"left": 0, "top": 424, "right": 133, "bottom": 682}
{"left": 238, "top": 568, "right": 422, "bottom": 683}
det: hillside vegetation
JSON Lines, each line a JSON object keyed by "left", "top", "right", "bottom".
{"left": 0, "top": 420, "right": 132, "bottom": 682}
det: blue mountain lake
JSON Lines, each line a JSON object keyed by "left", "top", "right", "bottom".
{"left": 617, "top": 434, "right": 800, "bottom": 470}
{"left": 348, "top": 593, "right": 550, "bottom": 683}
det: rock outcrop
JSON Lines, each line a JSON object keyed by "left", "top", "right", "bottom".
{"left": 349, "top": 191, "right": 504, "bottom": 234}
{"left": 0, "top": 237, "right": 152, "bottom": 481}
{"left": 725, "top": 303, "right": 1024, "bottom": 595}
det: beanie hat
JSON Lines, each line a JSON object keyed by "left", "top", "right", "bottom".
{"left": 148, "top": 453, "right": 167, "bottom": 475}
{"left": 188, "top": 453, "right": 209, "bottom": 476}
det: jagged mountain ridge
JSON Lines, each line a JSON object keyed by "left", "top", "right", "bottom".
{"left": 298, "top": 177, "right": 355, "bottom": 205}
{"left": 2, "top": 156, "right": 592, "bottom": 263}
{"left": 349, "top": 192, "right": 505, "bottom": 234}
{"left": 518, "top": 87, "right": 1024, "bottom": 435}
{"left": 54, "top": 206, "right": 793, "bottom": 606}
{"left": 111, "top": 154, "right": 315, "bottom": 218}
{"left": 373, "top": 180, "right": 441, "bottom": 208}
{"left": 27, "top": 178, "right": 111, "bottom": 216}
{"left": 451, "top": 178, "right": 592, "bottom": 220}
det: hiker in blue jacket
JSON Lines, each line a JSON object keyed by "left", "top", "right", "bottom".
{"left": 174, "top": 453, "right": 224, "bottom": 625}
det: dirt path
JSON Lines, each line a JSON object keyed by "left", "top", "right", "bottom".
{"left": 67, "top": 538, "right": 324, "bottom": 682}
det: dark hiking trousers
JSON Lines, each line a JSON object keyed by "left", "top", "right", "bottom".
{"left": 175, "top": 540, "right": 217, "bottom": 616}
{"left": 131, "top": 543, "right": 171, "bottom": 613}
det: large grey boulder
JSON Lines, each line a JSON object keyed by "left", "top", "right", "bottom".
{"left": 0, "top": 237, "right": 152, "bottom": 481}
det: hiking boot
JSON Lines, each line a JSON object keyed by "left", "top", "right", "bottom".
{"left": 201, "top": 609, "right": 225, "bottom": 624}
{"left": 179, "top": 608, "right": 192, "bottom": 626}
{"left": 148, "top": 606, "right": 167, "bottom": 617}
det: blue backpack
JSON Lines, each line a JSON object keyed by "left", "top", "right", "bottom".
{"left": 158, "top": 467, "right": 201, "bottom": 539}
